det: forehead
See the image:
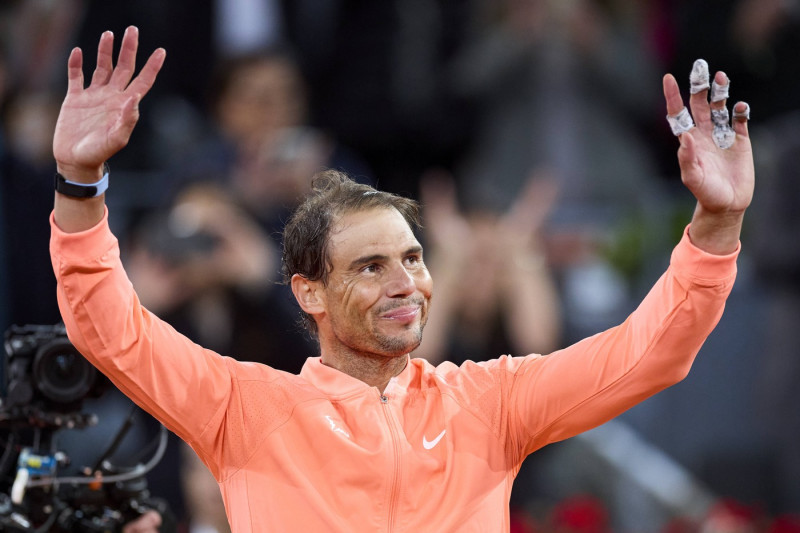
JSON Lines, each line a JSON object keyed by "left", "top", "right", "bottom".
{"left": 328, "top": 208, "right": 418, "bottom": 264}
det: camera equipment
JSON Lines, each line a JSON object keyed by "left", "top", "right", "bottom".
{"left": 1, "top": 324, "right": 174, "bottom": 532}
{"left": 2, "top": 324, "right": 105, "bottom": 428}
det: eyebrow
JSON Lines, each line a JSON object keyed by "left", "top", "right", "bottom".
{"left": 348, "top": 245, "right": 423, "bottom": 271}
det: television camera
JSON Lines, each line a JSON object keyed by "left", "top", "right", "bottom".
{"left": 1, "top": 324, "right": 172, "bottom": 532}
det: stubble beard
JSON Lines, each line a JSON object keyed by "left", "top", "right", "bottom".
{"left": 373, "top": 323, "right": 424, "bottom": 356}
{"left": 373, "top": 301, "right": 428, "bottom": 356}
{"left": 333, "top": 310, "right": 427, "bottom": 359}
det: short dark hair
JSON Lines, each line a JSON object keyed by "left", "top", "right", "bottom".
{"left": 281, "top": 170, "right": 422, "bottom": 336}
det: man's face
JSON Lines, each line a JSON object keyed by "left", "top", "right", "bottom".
{"left": 315, "top": 207, "right": 432, "bottom": 359}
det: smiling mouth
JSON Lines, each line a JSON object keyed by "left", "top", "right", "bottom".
{"left": 381, "top": 306, "right": 421, "bottom": 322}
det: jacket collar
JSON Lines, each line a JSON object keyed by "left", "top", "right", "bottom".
{"left": 300, "top": 355, "right": 418, "bottom": 398}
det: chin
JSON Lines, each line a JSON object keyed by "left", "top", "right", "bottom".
{"left": 375, "top": 330, "right": 422, "bottom": 357}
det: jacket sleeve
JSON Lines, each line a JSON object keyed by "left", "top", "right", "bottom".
{"left": 49, "top": 209, "right": 240, "bottom": 467}
{"left": 507, "top": 226, "right": 739, "bottom": 458}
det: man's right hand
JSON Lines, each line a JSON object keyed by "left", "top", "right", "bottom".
{"left": 53, "top": 26, "right": 165, "bottom": 183}
{"left": 52, "top": 26, "right": 165, "bottom": 233}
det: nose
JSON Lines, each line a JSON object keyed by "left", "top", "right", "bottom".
{"left": 385, "top": 263, "right": 416, "bottom": 298}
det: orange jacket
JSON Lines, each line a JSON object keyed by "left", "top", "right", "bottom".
{"left": 50, "top": 210, "right": 738, "bottom": 532}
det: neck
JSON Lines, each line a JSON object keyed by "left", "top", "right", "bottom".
{"left": 320, "top": 349, "right": 409, "bottom": 393}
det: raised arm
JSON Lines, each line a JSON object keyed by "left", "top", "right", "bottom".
{"left": 49, "top": 30, "right": 244, "bottom": 473}
{"left": 663, "top": 60, "right": 754, "bottom": 255}
{"left": 507, "top": 61, "right": 750, "bottom": 453}
{"left": 52, "top": 26, "right": 165, "bottom": 232}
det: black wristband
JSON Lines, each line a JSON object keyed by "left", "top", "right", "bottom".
{"left": 54, "top": 171, "right": 109, "bottom": 198}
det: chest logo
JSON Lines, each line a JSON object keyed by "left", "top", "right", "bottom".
{"left": 422, "top": 430, "right": 446, "bottom": 450}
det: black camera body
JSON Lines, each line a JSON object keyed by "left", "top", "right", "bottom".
{"left": 2, "top": 324, "right": 105, "bottom": 427}
{"left": 1, "top": 325, "right": 174, "bottom": 531}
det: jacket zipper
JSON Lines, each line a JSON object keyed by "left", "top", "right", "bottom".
{"left": 380, "top": 393, "right": 401, "bottom": 532}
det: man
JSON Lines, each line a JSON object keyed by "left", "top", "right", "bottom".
{"left": 50, "top": 27, "right": 753, "bottom": 531}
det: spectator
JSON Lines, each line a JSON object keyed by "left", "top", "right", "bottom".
{"left": 750, "top": 112, "right": 800, "bottom": 514}
{"left": 167, "top": 48, "right": 372, "bottom": 230}
{"left": 449, "top": 0, "right": 670, "bottom": 343}
{"left": 124, "top": 183, "right": 308, "bottom": 371}
{"left": 415, "top": 168, "right": 562, "bottom": 364}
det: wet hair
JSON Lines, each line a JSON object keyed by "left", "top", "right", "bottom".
{"left": 281, "top": 170, "right": 421, "bottom": 336}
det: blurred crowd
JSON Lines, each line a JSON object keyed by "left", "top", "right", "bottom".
{"left": 2, "top": 0, "right": 800, "bottom": 531}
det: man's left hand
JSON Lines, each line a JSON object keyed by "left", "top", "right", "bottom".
{"left": 663, "top": 61, "right": 755, "bottom": 255}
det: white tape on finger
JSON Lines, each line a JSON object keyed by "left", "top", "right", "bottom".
{"left": 711, "top": 108, "right": 735, "bottom": 149}
{"left": 690, "top": 59, "right": 710, "bottom": 94}
{"left": 667, "top": 107, "right": 695, "bottom": 136}
{"left": 711, "top": 79, "right": 730, "bottom": 102}
{"left": 733, "top": 103, "right": 750, "bottom": 121}
{"left": 711, "top": 108, "right": 730, "bottom": 127}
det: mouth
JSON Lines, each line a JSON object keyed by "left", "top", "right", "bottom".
{"left": 380, "top": 305, "right": 421, "bottom": 324}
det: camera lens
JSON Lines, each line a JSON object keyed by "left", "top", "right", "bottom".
{"left": 32, "top": 340, "right": 96, "bottom": 405}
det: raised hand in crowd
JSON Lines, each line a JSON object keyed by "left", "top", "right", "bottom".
{"left": 416, "top": 169, "right": 562, "bottom": 364}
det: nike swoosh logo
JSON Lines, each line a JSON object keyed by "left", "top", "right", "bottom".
{"left": 422, "top": 430, "right": 446, "bottom": 450}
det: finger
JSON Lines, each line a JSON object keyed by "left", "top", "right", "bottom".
{"left": 709, "top": 71, "right": 730, "bottom": 127}
{"left": 709, "top": 71, "right": 735, "bottom": 149}
{"left": 663, "top": 74, "right": 695, "bottom": 137}
{"left": 108, "top": 94, "right": 142, "bottom": 148}
{"left": 688, "top": 59, "right": 712, "bottom": 131}
{"left": 90, "top": 31, "right": 115, "bottom": 86}
{"left": 709, "top": 71, "right": 730, "bottom": 109}
{"left": 677, "top": 130, "right": 703, "bottom": 193}
{"left": 732, "top": 101, "right": 751, "bottom": 138}
{"left": 662, "top": 73, "right": 684, "bottom": 116}
{"left": 66, "top": 47, "right": 84, "bottom": 94}
{"left": 109, "top": 26, "right": 140, "bottom": 90}
{"left": 125, "top": 47, "right": 166, "bottom": 99}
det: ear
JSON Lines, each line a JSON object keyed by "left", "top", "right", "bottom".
{"left": 291, "top": 274, "right": 325, "bottom": 316}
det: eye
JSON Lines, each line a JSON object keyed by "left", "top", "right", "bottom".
{"left": 405, "top": 253, "right": 422, "bottom": 266}
{"left": 361, "top": 263, "right": 380, "bottom": 273}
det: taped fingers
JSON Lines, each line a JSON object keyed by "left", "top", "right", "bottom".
{"left": 688, "top": 59, "right": 713, "bottom": 130}
{"left": 668, "top": 60, "right": 749, "bottom": 147}
{"left": 711, "top": 108, "right": 735, "bottom": 149}
{"left": 709, "top": 72, "right": 734, "bottom": 149}
{"left": 732, "top": 102, "right": 750, "bottom": 137}
{"left": 667, "top": 107, "right": 695, "bottom": 137}
{"left": 710, "top": 77, "right": 730, "bottom": 103}
{"left": 689, "top": 59, "right": 710, "bottom": 94}
{"left": 709, "top": 72, "right": 730, "bottom": 109}
{"left": 711, "top": 108, "right": 730, "bottom": 126}
{"left": 733, "top": 102, "right": 750, "bottom": 121}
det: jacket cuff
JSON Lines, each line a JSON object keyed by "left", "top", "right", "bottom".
{"left": 670, "top": 224, "right": 739, "bottom": 282}
{"left": 49, "top": 206, "right": 117, "bottom": 264}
